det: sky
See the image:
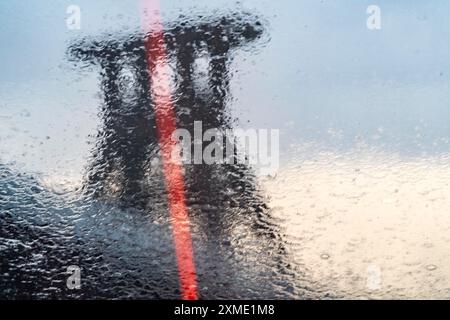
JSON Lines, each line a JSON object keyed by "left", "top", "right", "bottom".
{"left": 1, "top": 0, "right": 450, "bottom": 178}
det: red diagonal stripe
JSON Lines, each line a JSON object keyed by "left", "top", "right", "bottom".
{"left": 141, "top": 0, "right": 199, "bottom": 300}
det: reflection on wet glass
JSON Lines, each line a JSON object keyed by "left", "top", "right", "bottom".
{"left": 1, "top": 10, "right": 301, "bottom": 299}
{"left": 2, "top": 1, "right": 450, "bottom": 300}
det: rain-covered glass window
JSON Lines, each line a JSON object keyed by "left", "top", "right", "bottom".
{"left": 1, "top": 0, "right": 450, "bottom": 300}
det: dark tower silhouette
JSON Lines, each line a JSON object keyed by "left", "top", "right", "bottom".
{"left": 67, "top": 12, "right": 298, "bottom": 298}
{"left": 69, "top": 13, "right": 265, "bottom": 208}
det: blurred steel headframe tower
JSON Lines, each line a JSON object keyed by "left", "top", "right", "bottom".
{"left": 68, "top": 13, "right": 266, "bottom": 207}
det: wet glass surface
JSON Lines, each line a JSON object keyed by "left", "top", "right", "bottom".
{"left": 2, "top": 0, "right": 450, "bottom": 299}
